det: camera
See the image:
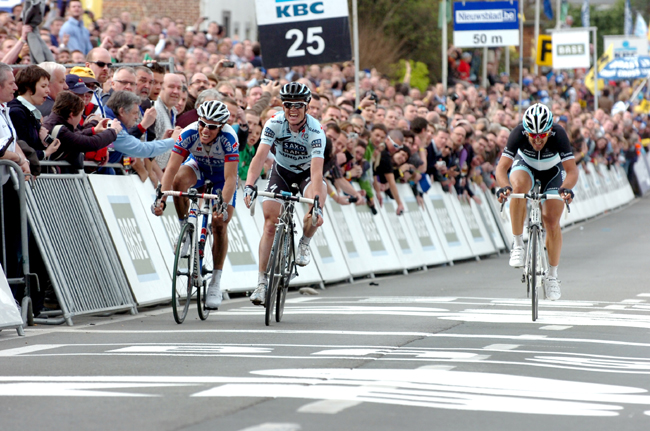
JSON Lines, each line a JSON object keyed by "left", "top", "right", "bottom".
{"left": 222, "top": 61, "right": 235, "bottom": 68}
{"left": 366, "top": 91, "right": 378, "bottom": 103}
{"left": 44, "top": 134, "right": 54, "bottom": 145}
{"left": 450, "top": 93, "right": 459, "bottom": 102}
{"left": 435, "top": 160, "right": 446, "bottom": 169}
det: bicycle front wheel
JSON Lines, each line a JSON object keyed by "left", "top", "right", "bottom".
{"left": 276, "top": 230, "right": 294, "bottom": 323}
{"left": 172, "top": 222, "right": 194, "bottom": 324}
{"left": 529, "top": 225, "right": 540, "bottom": 321}
{"left": 265, "top": 227, "right": 284, "bottom": 326}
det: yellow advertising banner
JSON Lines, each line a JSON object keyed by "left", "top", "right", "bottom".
{"left": 536, "top": 35, "right": 553, "bottom": 67}
{"left": 584, "top": 44, "right": 614, "bottom": 95}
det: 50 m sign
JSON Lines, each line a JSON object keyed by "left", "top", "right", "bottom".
{"left": 255, "top": 0, "right": 352, "bottom": 68}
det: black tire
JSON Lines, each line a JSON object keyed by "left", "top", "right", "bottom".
{"left": 265, "top": 227, "right": 284, "bottom": 326}
{"left": 529, "top": 225, "right": 540, "bottom": 321}
{"left": 276, "top": 230, "right": 293, "bottom": 322}
{"left": 172, "top": 222, "right": 194, "bottom": 324}
{"left": 197, "top": 224, "right": 213, "bottom": 321}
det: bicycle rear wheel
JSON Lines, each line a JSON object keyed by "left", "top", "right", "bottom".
{"left": 276, "top": 231, "right": 294, "bottom": 323}
{"left": 197, "top": 225, "right": 213, "bottom": 321}
{"left": 172, "top": 222, "right": 194, "bottom": 324}
{"left": 265, "top": 227, "right": 284, "bottom": 326}
{"left": 529, "top": 225, "right": 540, "bottom": 321}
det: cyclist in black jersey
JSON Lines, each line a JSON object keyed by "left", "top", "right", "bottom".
{"left": 495, "top": 103, "right": 579, "bottom": 301}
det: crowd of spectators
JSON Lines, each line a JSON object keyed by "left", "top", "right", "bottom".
{"left": 1, "top": 2, "right": 649, "bottom": 310}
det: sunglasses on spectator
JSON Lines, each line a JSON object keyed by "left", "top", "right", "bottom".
{"left": 198, "top": 119, "right": 221, "bottom": 130}
{"left": 114, "top": 79, "right": 136, "bottom": 87}
{"left": 282, "top": 101, "right": 307, "bottom": 110}
{"left": 526, "top": 132, "right": 549, "bottom": 139}
{"left": 91, "top": 61, "right": 112, "bottom": 69}
{"left": 444, "top": 146, "right": 453, "bottom": 151}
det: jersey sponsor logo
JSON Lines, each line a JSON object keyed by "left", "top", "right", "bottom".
{"left": 225, "top": 154, "right": 239, "bottom": 163}
{"left": 264, "top": 128, "right": 275, "bottom": 138}
{"left": 232, "top": 142, "right": 239, "bottom": 152}
{"left": 312, "top": 139, "right": 322, "bottom": 148}
{"left": 282, "top": 141, "right": 308, "bottom": 156}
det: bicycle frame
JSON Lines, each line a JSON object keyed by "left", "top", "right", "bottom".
{"left": 251, "top": 190, "right": 318, "bottom": 325}
{"left": 503, "top": 181, "right": 570, "bottom": 321}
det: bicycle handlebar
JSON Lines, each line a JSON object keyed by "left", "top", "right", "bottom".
{"left": 162, "top": 189, "right": 223, "bottom": 202}
{"left": 255, "top": 191, "right": 316, "bottom": 205}
{"left": 500, "top": 192, "right": 571, "bottom": 214}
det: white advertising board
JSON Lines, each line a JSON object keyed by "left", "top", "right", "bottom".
{"left": 552, "top": 30, "right": 591, "bottom": 69}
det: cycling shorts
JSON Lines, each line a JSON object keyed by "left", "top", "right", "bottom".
{"left": 510, "top": 155, "right": 566, "bottom": 195}
{"left": 262, "top": 162, "right": 324, "bottom": 204}
{"left": 183, "top": 155, "right": 237, "bottom": 207}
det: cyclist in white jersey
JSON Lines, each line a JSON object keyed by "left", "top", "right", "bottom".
{"left": 154, "top": 100, "right": 239, "bottom": 310}
{"left": 495, "top": 103, "right": 578, "bottom": 300}
{"left": 243, "top": 82, "right": 326, "bottom": 306}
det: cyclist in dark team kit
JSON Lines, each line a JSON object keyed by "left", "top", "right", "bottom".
{"left": 495, "top": 103, "right": 579, "bottom": 301}
{"left": 243, "top": 82, "right": 327, "bottom": 306}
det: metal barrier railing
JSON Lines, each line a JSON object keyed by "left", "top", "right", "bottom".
{"left": 40, "top": 159, "right": 126, "bottom": 175}
{"left": 10, "top": 59, "right": 176, "bottom": 73}
{"left": 0, "top": 160, "right": 37, "bottom": 334}
{"left": 25, "top": 172, "right": 137, "bottom": 325}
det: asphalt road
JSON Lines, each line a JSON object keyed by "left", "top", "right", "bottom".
{"left": 1, "top": 197, "right": 650, "bottom": 431}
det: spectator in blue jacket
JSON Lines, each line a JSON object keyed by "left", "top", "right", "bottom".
{"left": 58, "top": 0, "right": 92, "bottom": 55}
{"left": 105, "top": 90, "right": 181, "bottom": 160}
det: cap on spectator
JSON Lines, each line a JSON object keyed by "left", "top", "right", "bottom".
{"left": 65, "top": 75, "right": 93, "bottom": 95}
{"left": 634, "top": 115, "right": 643, "bottom": 122}
{"left": 69, "top": 66, "right": 100, "bottom": 85}
{"left": 523, "top": 77, "right": 532, "bottom": 86}
{"left": 558, "top": 115, "right": 568, "bottom": 123}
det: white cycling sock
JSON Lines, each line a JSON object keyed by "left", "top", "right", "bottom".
{"left": 548, "top": 265, "right": 558, "bottom": 278}
{"left": 258, "top": 271, "right": 267, "bottom": 285}
{"left": 300, "top": 236, "right": 312, "bottom": 246}
{"left": 513, "top": 235, "right": 524, "bottom": 248}
{"left": 210, "top": 270, "right": 222, "bottom": 288}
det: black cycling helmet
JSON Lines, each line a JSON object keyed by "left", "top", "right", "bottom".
{"left": 279, "top": 82, "right": 311, "bottom": 103}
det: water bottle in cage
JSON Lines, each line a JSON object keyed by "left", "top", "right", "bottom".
{"left": 198, "top": 225, "right": 208, "bottom": 258}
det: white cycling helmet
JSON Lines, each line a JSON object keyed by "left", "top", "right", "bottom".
{"left": 197, "top": 100, "right": 230, "bottom": 125}
{"left": 522, "top": 103, "right": 553, "bottom": 134}
{"left": 279, "top": 82, "right": 311, "bottom": 102}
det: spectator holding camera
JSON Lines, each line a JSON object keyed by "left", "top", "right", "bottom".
{"left": 42, "top": 90, "right": 121, "bottom": 170}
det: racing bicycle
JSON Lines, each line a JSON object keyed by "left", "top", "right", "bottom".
{"left": 250, "top": 188, "right": 319, "bottom": 326}
{"left": 155, "top": 184, "right": 225, "bottom": 324}
{"left": 501, "top": 180, "right": 570, "bottom": 321}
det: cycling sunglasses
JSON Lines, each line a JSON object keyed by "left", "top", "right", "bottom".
{"left": 91, "top": 61, "right": 112, "bottom": 69}
{"left": 526, "top": 131, "right": 549, "bottom": 139}
{"left": 282, "top": 101, "right": 307, "bottom": 110}
{"left": 198, "top": 119, "right": 222, "bottom": 130}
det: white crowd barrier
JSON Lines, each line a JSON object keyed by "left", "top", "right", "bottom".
{"left": 83, "top": 164, "right": 635, "bottom": 303}
{"left": 0, "top": 264, "right": 23, "bottom": 335}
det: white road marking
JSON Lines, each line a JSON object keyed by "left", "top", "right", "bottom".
{"left": 0, "top": 382, "right": 190, "bottom": 397}
{"left": 107, "top": 346, "right": 274, "bottom": 354}
{"left": 539, "top": 326, "right": 573, "bottom": 331}
{"left": 0, "top": 344, "right": 64, "bottom": 357}
{"left": 637, "top": 293, "right": 650, "bottom": 297}
{"left": 604, "top": 305, "right": 627, "bottom": 310}
{"left": 622, "top": 299, "right": 645, "bottom": 303}
{"left": 191, "top": 368, "right": 650, "bottom": 417}
{"left": 484, "top": 344, "right": 520, "bottom": 350}
{"left": 297, "top": 399, "right": 362, "bottom": 414}
{"left": 237, "top": 423, "right": 302, "bottom": 431}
